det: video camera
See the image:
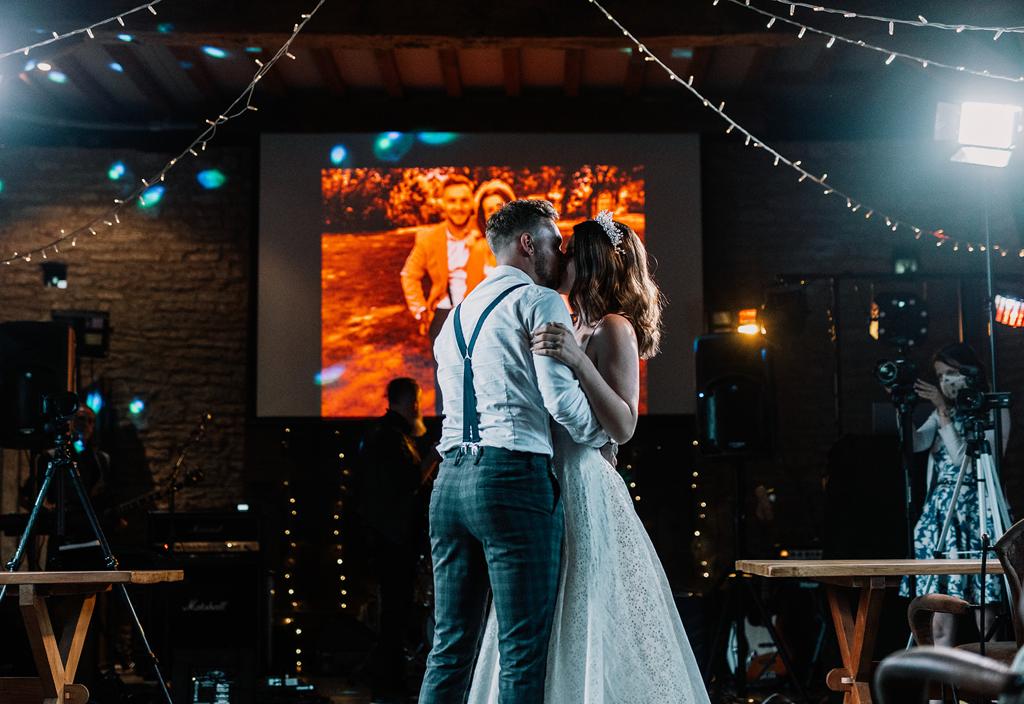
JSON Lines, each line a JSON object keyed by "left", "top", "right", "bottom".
{"left": 875, "top": 358, "right": 918, "bottom": 409}
{"left": 953, "top": 364, "right": 1011, "bottom": 417}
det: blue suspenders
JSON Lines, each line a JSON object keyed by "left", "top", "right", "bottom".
{"left": 452, "top": 283, "right": 528, "bottom": 453}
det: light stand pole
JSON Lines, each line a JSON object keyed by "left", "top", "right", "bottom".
{"left": 982, "top": 181, "right": 1006, "bottom": 480}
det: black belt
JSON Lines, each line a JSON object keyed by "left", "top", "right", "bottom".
{"left": 443, "top": 446, "right": 546, "bottom": 463}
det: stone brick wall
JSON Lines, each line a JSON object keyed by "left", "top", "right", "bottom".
{"left": 0, "top": 145, "right": 251, "bottom": 512}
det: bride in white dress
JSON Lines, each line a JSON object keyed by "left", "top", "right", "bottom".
{"left": 467, "top": 212, "right": 711, "bottom": 704}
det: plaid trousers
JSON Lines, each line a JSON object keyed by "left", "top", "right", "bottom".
{"left": 419, "top": 447, "right": 563, "bottom": 704}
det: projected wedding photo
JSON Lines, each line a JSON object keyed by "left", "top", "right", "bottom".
{"left": 319, "top": 165, "right": 645, "bottom": 416}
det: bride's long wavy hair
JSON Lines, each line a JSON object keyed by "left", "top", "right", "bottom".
{"left": 567, "top": 218, "right": 665, "bottom": 359}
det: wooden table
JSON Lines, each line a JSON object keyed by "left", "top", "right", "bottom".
{"left": 0, "top": 570, "right": 184, "bottom": 704}
{"left": 736, "top": 559, "right": 1005, "bottom": 704}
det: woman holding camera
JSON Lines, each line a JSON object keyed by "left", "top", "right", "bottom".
{"left": 898, "top": 343, "right": 1011, "bottom": 649}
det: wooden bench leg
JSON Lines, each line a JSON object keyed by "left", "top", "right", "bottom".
{"left": 17, "top": 585, "right": 96, "bottom": 704}
{"left": 825, "top": 579, "right": 887, "bottom": 704}
{"left": 0, "top": 677, "right": 89, "bottom": 704}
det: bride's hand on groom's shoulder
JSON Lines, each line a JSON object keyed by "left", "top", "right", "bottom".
{"left": 531, "top": 322, "right": 586, "bottom": 371}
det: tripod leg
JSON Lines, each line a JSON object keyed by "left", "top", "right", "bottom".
{"left": 906, "top": 454, "right": 974, "bottom": 650}
{"left": 978, "top": 457, "right": 1014, "bottom": 611}
{"left": 115, "top": 582, "right": 174, "bottom": 703}
{"left": 0, "top": 459, "right": 59, "bottom": 607}
{"left": 735, "top": 577, "right": 748, "bottom": 697}
{"left": 923, "top": 454, "right": 973, "bottom": 594}
{"left": 63, "top": 459, "right": 174, "bottom": 704}
{"left": 705, "top": 580, "right": 735, "bottom": 689}
{"left": 745, "top": 579, "right": 811, "bottom": 704}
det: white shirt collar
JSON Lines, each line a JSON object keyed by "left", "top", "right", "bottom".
{"left": 490, "top": 265, "right": 533, "bottom": 284}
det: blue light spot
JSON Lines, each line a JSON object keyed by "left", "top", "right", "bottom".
{"left": 107, "top": 161, "right": 126, "bottom": 180}
{"left": 137, "top": 184, "right": 165, "bottom": 209}
{"left": 156, "top": 22, "right": 174, "bottom": 34}
{"left": 178, "top": 60, "right": 194, "bottom": 70}
{"left": 671, "top": 48, "right": 694, "bottom": 60}
{"left": 73, "top": 439, "right": 86, "bottom": 453}
{"left": 128, "top": 398, "right": 145, "bottom": 415}
{"left": 85, "top": 391, "right": 103, "bottom": 414}
{"left": 0, "top": 180, "right": 5, "bottom": 194}
{"left": 315, "top": 363, "right": 345, "bottom": 386}
{"left": 201, "top": 46, "right": 229, "bottom": 59}
{"left": 23, "top": 59, "right": 36, "bottom": 72}
{"left": 109, "top": 61, "right": 124, "bottom": 73}
{"left": 117, "top": 33, "right": 133, "bottom": 42}
{"left": 329, "top": 144, "right": 348, "bottom": 165}
{"left": 417, "top": 132, "right": 459, "bottom": 145}
{"left": 245, "top": 46, "right": 263, "bottom": 54}
{"left": 47, "top": 71, "right": 67, "bottom": 84}
{"left": 373, "top": 132, "right": 414, "bottom": 162}
{"left": 197, "top": 169, "right": 226, "bottom": 189}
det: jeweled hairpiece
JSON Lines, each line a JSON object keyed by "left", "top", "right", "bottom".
{"left": 595, "top": 210, "right": 624, "bottom": 254}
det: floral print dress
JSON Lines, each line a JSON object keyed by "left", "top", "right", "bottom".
{"left": 900, "top": 411, "right": 1004, "bottom": 603}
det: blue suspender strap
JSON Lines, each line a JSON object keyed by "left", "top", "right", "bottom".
{"left": 453, "top": 283, "right": 528, "bottom": 451}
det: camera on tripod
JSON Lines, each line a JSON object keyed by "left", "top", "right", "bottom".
{"left": 875, "top": 358, "right": 918, "bottom": 408}
{"left": 42, "top": 391, "right": 79, "bottom": 425}
{"left": 957, "top": 388, "right": 1011, "bottom": 415}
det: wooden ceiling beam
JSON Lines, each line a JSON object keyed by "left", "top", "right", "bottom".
{"left": 564, "top": 49, "right": 583, "bottom": 97}
{"left": 254, "top": 64, "right": 289, "bottom": 100}
{"left": 54, "top": 53, "right": 122, "bottom": 117}
{"left": 374, "top": 49, "right": 404, "bottom": 98}
{"left": 311, "top": 47, "right": 347, "bottom": 97}
{"left": 169, "top": 46, "right": 226, "bottom": 104}
{"left": 687, "top": 47, "right": 713, "bottom": 88}
{"left": 624, "top": 47, "right": 646, "bottom": 97}
{"left": 95, "top": 32, "right": 798, "bottom": 51}
{"left": 14, "top": 71, "right": 56, "bottom": 112}
{"left": 105, "top": 44, "right": 176, "bottom": 112}
{"left": 438, "top": 48, "right": 463, "bottom": 98}
{"left": 501, "top": 48, "right": 522, "bottom": 97}
{"left": 740, "top": 48, "right": 772, "bottom": 89}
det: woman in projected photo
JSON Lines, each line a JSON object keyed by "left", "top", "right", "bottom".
{"left": 472, "top": 179, "right": 516, "bottom": 278}
{"left": 467, "top": 211, "right": 710, "bottom": 704}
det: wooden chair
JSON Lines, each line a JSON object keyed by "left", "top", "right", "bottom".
{"left": 908, "top": 518, "right": 1024, "bottom": 665}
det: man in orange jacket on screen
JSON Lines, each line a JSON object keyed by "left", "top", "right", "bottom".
{"left": 400, "top": 173, "right": 490, "bottom": 339}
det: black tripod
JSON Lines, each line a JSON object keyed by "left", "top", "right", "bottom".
{"left": 706, "top": 460, "right": 811, "bottom": 703}
{"left": 0, "top": 395, "right": 173, "bottom": 704}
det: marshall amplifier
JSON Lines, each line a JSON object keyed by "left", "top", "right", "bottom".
{"left": 147, "top": 512, "right": 265, "bottom": 703}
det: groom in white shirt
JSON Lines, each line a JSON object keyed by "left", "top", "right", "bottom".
{"left": 418, "top": 200, "right": 606, "bottom": 704}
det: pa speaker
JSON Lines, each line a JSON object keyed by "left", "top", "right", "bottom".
{"left": 694, "top": 333, "right": 773, "bottom": 457}
{"left": 0, "top": 321, "right": 75, "bottom": 449}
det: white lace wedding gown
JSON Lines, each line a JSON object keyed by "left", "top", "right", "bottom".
{"left": 467, "top": 422, "right": 711, "bottom": 703}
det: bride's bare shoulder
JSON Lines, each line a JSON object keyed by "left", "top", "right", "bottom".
{"left": 590, "top": 314, "right": 637, "bottom": 353}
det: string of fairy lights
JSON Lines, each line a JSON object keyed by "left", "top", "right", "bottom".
{"left": 280, "top": 456, "right": 303, "bottom": 674}
{"left": 585, "top": 0, "right": 1024, "bottom": 257}
{"left": 1, "top": 0, "right": 326, "bottom": 265}
{"left": 277, "top": 427, "right": 351, "bottom": 676}
{"left": 718, "top": 0, "right": 1024, "bottom": 83}
{"left": 686, "top": 440, "right": 712, "bottom": 581}
{"left": 335, "top": 443, "right": 350, "bottom": 617}
{"left": 759, "top": 0, "right": 1024, "bottom": 37}
{"left": 0, "top": 1, "right": 166, "bottom": 61}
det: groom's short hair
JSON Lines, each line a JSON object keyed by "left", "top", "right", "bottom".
{"left": 485, "top": 199, "right": 559, "bottom": 254}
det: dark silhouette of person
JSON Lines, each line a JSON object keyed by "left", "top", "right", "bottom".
{"left": 355, "top": 378, "right": 433, "bottom": 702}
